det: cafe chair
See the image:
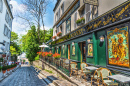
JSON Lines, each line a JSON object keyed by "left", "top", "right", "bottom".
{"left": 100, "top": 68, "right": 118, "bottom": 86}
{"left": 91, "top": 67, "right": 102, "bottom": 86}
{"left": 70, "top": 62, "right": 78, "bottom": 77}
{"left": 80, "top": 62, "right": 91, "bottom": 80}
{"left": 63, "top": 59, "right": 70, "bottom": 69}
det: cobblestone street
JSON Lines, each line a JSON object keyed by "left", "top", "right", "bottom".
{"left": 0, "top": 65, "right": 47, "bottom": 86}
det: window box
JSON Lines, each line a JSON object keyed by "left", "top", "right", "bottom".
{"left": 76, "top": 17, "right": 85, "bottom": 26}
{"left": 57, "top": 32, "right": 62, "bottom": 37}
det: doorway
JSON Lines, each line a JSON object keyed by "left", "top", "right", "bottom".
{"left": 78, "top": 41, "right": 86, "bottom": 62}
{"left": 67, "top": 44, "right": 70, "bottom": 59}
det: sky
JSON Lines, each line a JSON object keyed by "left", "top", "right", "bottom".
{"left": 10, "top": 0, "right": 56, "bottom": 37}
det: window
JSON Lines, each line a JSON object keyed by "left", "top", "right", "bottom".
{"left": 74, "top": 12, "right": 77, "bottom": 29}
{"left": 59, "top": 9, "right": 60, "bottom": 18}
{"left": 85, "top": 4, "right": 90, "bottom": 23}
{"left": 8, "top": 30, "right": 11, "bottom": 38}
{"left": 0, "top": 0, "right": 3, "bottom": 12}
{"left": 61, "top": 3, "right": 64, "bottom": 15}
{"left": 56, "top": 12, "right": 58, "bottom": 21}
{"left": 66, "top": 17, "right": 71, "bottom": 34}
{"left": 4, "top": 24, "right": 9, "bottom": 37}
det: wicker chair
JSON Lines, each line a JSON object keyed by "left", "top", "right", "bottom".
{"left": 63, "top": 59, "right": 70, "bottom": 69}
{"left": 70, "top": 62, "right": 78, "bottom": 77}
{"left": 80, "top": 62, "right": 91, "bottom": 80}
{"left": 100, "top": 68, "right": 118, "bottom": 86}
{"left": 91, "top": 68, "right": 102, "bottom": 86}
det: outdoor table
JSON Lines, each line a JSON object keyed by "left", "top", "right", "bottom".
{"left": 108, "top": 74, "right": 130, "bottom": 86}
{"left": 84, "top": 66, "right": 98, "bottom": 71}
{"left": 84, "top": 66, "right": 98, "bottom": 81}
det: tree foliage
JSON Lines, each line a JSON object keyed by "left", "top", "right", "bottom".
{"left": 10, "top": 32, "right": 22, "bottom": 57}
{"left": 20, "top": 26, "right": 53, "bottom": 62}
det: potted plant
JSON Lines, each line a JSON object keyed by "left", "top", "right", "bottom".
{"left": 47, "top": 52, "right": 53, "bottom": 63}
{"left": 57, "top": 32, "right": 62, "bottom": 37}
{"left": 2, "top": 66, "right": 7, "bottom": 73}
{"left": 11, "top": 64, "right": 14, "bottom": 70}
{"left": 76, "top": 17, "right": 85, "bottom": 26}
{"left": 52, "top": 36, "right": 56, "bottom": 39}
{"left": 53, "top": 53, "right": 61, "bottom": 60}
{"left": 76, "top": 19, "right": 81, "bottom": 25}
{"left": 47, "top": 52, "right": 52, "bottom": 57}
{"left": 7, "top": 65, "right": 10, "bottom": 71}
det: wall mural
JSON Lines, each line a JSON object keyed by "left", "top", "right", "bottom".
{"left": 87, "top": 43, "right": 93, "bottom": 57}
{"left": 107, "top": 26, "right": 129, "bottom": 67}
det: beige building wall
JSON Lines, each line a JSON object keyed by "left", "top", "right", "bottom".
{"left": 98, "top": 0, "right": 127, "bottom": 16}
{"left": 53, "top": 0, "right": 127, "bottom": 39}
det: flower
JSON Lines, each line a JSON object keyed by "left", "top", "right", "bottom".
{"left": 37, "top": 52, "right": 42, "bottom": 55}
{"left": 42, "top": 52, "right": 47, "bottom": 57}
{"left": 47, "top": 52, "right": 52, "bottom": 57}
{"left": 52, "top": 36, "right": 56, "bottom": 39}
{"left": 57, "top": 32, "right": 62, "bottom": 36}
{"left": 53, "top": 53, "right": 61, "bottom": 59}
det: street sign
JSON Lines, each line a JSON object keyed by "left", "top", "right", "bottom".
{"left": 83, "top": 0, "right": 98, "bottom": 6}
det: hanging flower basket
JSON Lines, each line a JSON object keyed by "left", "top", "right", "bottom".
{"left": 52, "top": 36, "right": 56, "bottom": 39}
{"left": 57, "top": 32, "right": 62, "bottom": 37}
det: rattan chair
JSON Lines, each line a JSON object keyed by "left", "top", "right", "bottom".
{"left": 91, "top": 68, "right": 102, "bottom": 86}
{"left": 100, "top": 68, "right": 118, "bottom": 86}
{"left": 70, "top": 62, "right": 78, "bottom": 77}
{"left": 80, "top": 62, "right": 91, "bottom": 80}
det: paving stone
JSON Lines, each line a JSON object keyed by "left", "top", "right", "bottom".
{"left": 0, "top": 65, "right": 47, "bottom": 86}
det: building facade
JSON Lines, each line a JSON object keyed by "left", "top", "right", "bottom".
{"left": 0, "top": 0, "right": 13, "bottom": 63}
{"left": 52, "top": 0, "right": 130, "bottom": 74}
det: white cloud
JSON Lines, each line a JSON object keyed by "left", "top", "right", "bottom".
{"left": 40, "top": 26, "right": 52, "bottom": 30}
{"left": 10, "top": 0, "right": 27, "bottom": 14}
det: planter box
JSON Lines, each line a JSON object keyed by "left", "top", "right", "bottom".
{"left": 77, "top": 20, "right": 85, "bottom": 26}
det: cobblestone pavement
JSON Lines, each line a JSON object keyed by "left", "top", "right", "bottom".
{"left": 0, "top": 65, "right": 47, "bottom": 86}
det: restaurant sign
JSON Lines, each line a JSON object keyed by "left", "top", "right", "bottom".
{"left": 83, "top": 0, "right": 98, "bottom": 6}
{"left": 52, "top": 1, "right": 130, "bottom": 45}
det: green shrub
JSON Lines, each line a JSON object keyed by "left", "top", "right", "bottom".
{"left": 2, "top": 66, "right": 7, "bottom": 70}
{"left": 35, "top": 55, "right": 39, "bottom": 60}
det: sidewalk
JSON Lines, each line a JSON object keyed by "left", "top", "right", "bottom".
{"left": 0, "top": 65, "right": 19, "bottom": 82}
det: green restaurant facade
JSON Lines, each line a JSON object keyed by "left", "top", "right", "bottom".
{"left": 51, "top": 1, "right": 130, "bottom": 74}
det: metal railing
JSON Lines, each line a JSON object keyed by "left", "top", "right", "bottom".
{"left": 40, "top": 56, "right": 80, "bottom": 77}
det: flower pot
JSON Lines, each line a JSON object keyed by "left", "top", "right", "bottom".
{"left": 7, "top": 69, "right": 10, "bottom": 71}
{"left": 2, "top": 70, "right": 6, "bottom": 73}
{"left": 11, "top": 68, "right": 13, "bottom": 70}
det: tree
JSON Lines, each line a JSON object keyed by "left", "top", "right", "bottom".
{"left": 10, "top": 32, "right": 22, "bottom": 56}
{"left": 11, "top": 32, "right": 18, "bottom": 42}
{"left": 20, "top": 26, "right": 39, "bottom": 62}
{"left": 16, "top": 0, "right": 51, "bottom": 44}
